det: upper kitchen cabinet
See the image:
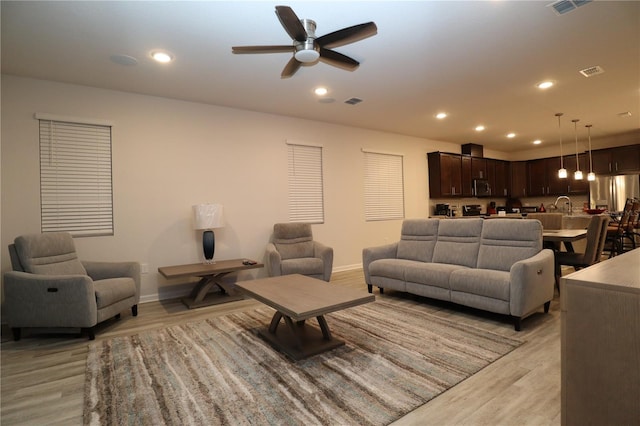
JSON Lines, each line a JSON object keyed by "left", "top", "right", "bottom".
{"left": 591, "top": 145, "right": 640, "bottom": 174}
{"left": 461, "top": 156, "right": 473, "bottom": 196}
{"left": 428, "top": 152, "right": 463, "bottom": 197}
{"left": 488, "top": 159, "right": 510, "bottom": 197}
{"left": 471, "top": 157, "right": 488, "bottom": 179}
{"left": 527, "top": 156, "right": 578, "bottom": 196}
{"left": 566, "top": 153, "right": 590, "bottom": 194}
{"left": 510, "top": 161, "right": 528, "bottom": 198}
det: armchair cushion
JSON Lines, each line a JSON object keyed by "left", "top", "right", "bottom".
{"left": 94, "top": 278, "right": 137, "bottom": 309}
{"left": 273, "top": 223, "right": 315, "bottom": 259}
{"left": 14, "top": 233, "right": 87, "bottom": 276}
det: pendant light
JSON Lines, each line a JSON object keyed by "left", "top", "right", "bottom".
{"left": 572, "top": 119, "right": 583, "bottom": 180}
{"left": 556, "top": 113, "right": 567, "bottom": 178}
{"left": 586, "top": 124, "right": 596, "bottom": 181}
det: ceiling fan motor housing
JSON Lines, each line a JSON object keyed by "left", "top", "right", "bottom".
{"left": 294, "top": 19, "right": 319, "bottom": 63}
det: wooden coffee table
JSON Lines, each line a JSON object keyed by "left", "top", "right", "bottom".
{"left": 235, "top": 274, "right": 375, "bottom": 361}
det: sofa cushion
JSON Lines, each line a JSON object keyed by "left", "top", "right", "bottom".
{"left": 93, "top": 278, "right": 136, "bottom": 309}
{"left": 396, "top": 219, "right": 439, "bottom": 262}
{"left": 14, "top": 233, "right": 88, "bottom": 276}
{"left": 404, "top": 262, "right": 466, "bottom": 289}
{"left": 477, "top": 219, "right": 542, "bottom": 271}
{"left": 369, "top": 258, "right": 416, "bottom": 281}
{"left": 432, "top": 219, "right": 483, "bottom": 268}
{"left": 273, "top": 223, "right": 315, "bottom": 260}
{"left": 281, "top": 258, "right": 324, "bottom": 276}
{"left": 449, "top": 268, "right": 511, "bottom": 301}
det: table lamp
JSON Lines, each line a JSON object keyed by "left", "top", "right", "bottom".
{"left": 193, "top": 203, "right": 225, "bottom": 264}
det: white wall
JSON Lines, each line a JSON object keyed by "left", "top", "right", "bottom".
{"left": 1, "top": 75, "right": 465, "bottom": 303}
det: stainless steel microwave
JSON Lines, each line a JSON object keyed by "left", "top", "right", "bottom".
{"left": 473, "top": 179, "right": 491, "bottom": 197}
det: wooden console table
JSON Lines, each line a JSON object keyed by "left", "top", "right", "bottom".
{"left": 158, "top": 259, "right": 263, "bottom": 309}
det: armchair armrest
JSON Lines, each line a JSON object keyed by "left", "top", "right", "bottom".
{"left": 313, "top": 241, "right": 334, "bottom": 281}
{"left": 509, "top": 249, "right": 555, "bottom": 317}
{"left": 362, "top": 242, "right": 399, "bottom": 285}
{"left": 265, "top": 243, "right": 282, "bottom": 277}
{"left": 3, "top": 271, "right": 97, "bottom": 328}
{"left": 83, "top": 261, "right": 141, "bottom": 302}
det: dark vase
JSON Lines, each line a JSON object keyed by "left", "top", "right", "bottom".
{"left": 203, "top": 230, "right": 215, "bottom": 262}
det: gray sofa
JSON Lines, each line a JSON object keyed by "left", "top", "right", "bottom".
{"left": 363, "top": 218, "right": 555, "bottom": 330}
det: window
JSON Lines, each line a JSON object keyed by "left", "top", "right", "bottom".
{"left": 287, "top": 142, "right": 324, "bottom": 223}
{"left": 364, "top": 150, "right": 405, "bottom": 221}
{"left": 37, "top": 114, "right": 113, "bottom": 236}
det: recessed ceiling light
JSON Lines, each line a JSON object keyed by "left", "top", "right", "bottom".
{"left": 151, "top": 51, "right": 174, "bottom": 63}
{"left": 314, "top": 87, "right": 328, "bottom": 96}
{"left": 435, "top": 112, "right": 447, "bottom": 119}
{"left": 507, "top": 133, "right": 516, "bottom": 138}
{"left": 475, "top": 125, "right": 485, "bottom": 132}
{"left": 533, "top": 139, "right": 542, "bottom": 145}
{"left": 537, "top": 80, "right": 554, "bottom": 89}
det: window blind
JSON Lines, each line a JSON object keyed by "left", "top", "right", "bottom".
{"left": 364, "top": 151, "right": 405, "bottom": 221}
{"left": 288, "top": 143, "right": 324, "bottom": 223}
{"left": 39, "top": 119, "right": 114, "bottom": 236}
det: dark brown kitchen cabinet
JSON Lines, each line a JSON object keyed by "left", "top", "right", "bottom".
{"left": 510, "top": 161, "right": 528, "bottom": 198}
{"left": 461, "top": 156, "right": 473, "bottom": 196}
{"left": 591, "top": 145, "right": 640, "bottom": 174}
{"left": 471, "top": 157, "right": 487, "bottom": 179}
{"left": 428, "top": 152, "right": 462, "bottom": 197}
{"left": 489, "top": 159, "right": 510, "bottom": 197}
{"left": 566, "top": 153, "right": 589, "bottom": 194}
{"left": 527, "top": 156, "right": 575, "bottom": 196}
{"left": 527, "top": 158, "right": 548, "bottom": 196}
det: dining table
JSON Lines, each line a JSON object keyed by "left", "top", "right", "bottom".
{"left": 543, "top": 228, "right": 587, "bottom": 253}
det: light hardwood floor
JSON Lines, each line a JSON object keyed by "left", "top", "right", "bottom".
{"left": 1, "top": 269, "right": 562, "bottom": 425}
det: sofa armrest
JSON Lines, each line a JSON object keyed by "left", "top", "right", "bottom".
{"left": 509, "top": 249, "right": 555, "bottom": 317}
{"left": 362, "top": 242, "right": 399, "bottom": 285}
{"left": 3, "top": 271, "right": 97, "bottom": 328}
{"left": 83, "top": 261, "right": 141, "bottom": 303}
{"left": 313, "top": 241, "right": 334, "bottom": 281}
{"left": 265, "top": 242, "right": 282, "bottom": 277}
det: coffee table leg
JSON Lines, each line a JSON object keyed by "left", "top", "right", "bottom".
{"left": 268, "top": 311, "right": 283, "bottom": 333}
{"left": 316, "top": 315, "right": 332, "bottom": 341}
{"left": 283, "top": 315, "right": 304, "bottom": 349}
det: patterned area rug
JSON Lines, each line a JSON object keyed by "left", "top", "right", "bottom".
{"left": 84, "top": 299, "right": 522, "bottom": 425}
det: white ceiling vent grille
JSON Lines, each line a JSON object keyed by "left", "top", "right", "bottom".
{"left": 345, "top": 97, "right": 363, "bottom": 105}
{"left": 548, "top": 0, "right": 592, "bottom": 15}
{"left": 579, "top": 65, "right": 605, "bottom": 77}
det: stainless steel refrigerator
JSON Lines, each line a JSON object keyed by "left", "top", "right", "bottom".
{"left": 589, "top": 174, "right": 640, "bottom": 212}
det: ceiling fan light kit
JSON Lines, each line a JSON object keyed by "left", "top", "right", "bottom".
{"left": 232, "top": 5, "right": 377, "bottom": 78}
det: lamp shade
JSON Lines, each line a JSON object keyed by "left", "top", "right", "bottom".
{"left": 193, "top": 203, "right": 225, "bottom": 230}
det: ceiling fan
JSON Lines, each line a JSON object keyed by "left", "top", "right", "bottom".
{"left": 232, "top": 5, "right": 377, "bottom": 78}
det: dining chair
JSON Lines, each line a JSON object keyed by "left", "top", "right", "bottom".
{"left": 555, "top": 215, "right": 610, "bottom": 285}
{"left": 603, "top": 198, "right": 637, "bottom": 257}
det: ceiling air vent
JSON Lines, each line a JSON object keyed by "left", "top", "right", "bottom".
{"left": 579, "top": 65, "right": 605, "bottom": 77}
{"left": 344, "top": 97, "right": 363, "bottom": 105}
{"left": 548, "top": 0, "right": 592, "bottom": 15}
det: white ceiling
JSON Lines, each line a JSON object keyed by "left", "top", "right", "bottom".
{"left": 2, "top": 1, "right": 639, "bottom": 153}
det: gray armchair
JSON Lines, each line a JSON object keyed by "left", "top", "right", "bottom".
{"left": 4, "top": 232, "right": 140, "bottom": 340}
{"left": 265, "top": 223, "right": 333, "bottom": 282}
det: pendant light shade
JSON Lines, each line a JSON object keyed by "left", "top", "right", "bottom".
{"left": 556, "top": 113, "right": 567, "bottom": 178}
{"left": 586, "top": 124, "right": 596, "bottom": 181}
{"left": 572, "top": 119, "right": 583, "bottom": 180}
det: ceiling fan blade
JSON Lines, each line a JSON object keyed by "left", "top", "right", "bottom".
{"left": 275, "top": 6, "right": 307, "bottom": 42}
{"left": 281, "top": 56, "right": 302, "bottom": 78}
{"left": 316, "top": 22, "right": 377, "bottom": 49}
{"left": 319, "top": 47, "right": 359, "bottom": 71}
{"left": 232, "top": 45, "right": 295, "bottom": 54}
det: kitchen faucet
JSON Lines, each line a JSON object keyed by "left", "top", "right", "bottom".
{"left": 553, "top": 195, "right": 572, "bottom": 215}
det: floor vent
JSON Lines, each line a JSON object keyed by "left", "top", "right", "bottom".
{"left": 579, "top": 65, "right": 605, "bottom": 77}
{"left": 344, "top": 97, "right": 363, "bottom": 105}
{"left": 548, "top": 0, "right": 592, "bottom": 16}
